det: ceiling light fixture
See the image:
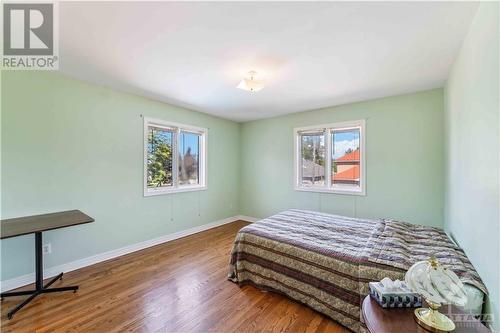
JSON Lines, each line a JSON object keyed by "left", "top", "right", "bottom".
{"left": 237, "top": 71, "right": 264, "bottom": 92}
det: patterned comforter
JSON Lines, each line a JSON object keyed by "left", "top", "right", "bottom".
{"left": 228, "top": 210, "right": 487, "bottom": 333}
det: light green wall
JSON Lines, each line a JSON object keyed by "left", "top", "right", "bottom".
{"left": 240, "top": 89, "right": 444, "bottom": 227}
{"left": 0, "top": 71, "right": 240, "bottom": 281}
{"left": 5, "top": 29, "right": 496, "bottom": 329}
{"left": 444, "top": 2, "right": 499, "bottom": 331}
{"left": 1, "top": 73, "right": 445, "bottom": 283}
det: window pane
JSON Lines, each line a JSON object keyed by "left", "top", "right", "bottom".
{"left": 179, "top": 131, "right": 200, "bottom": 186}
{"left": 300, "top": 133, "right": 325, "bottom": 186}
{"left": 332, "top": 128, "right": 360, "bottom": 188}
{"left": 147, "top": 126, "right": 173, "bottom": 188}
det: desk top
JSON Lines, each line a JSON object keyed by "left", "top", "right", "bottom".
{"left": 0, "top": 210, "right": 94, "bottom": 239}
{"left": 362, "top": 295, "right": 490, "bottom": 333}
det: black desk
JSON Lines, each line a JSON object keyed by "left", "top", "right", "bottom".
{"left": 0, "top": 210, "right": 94, "bottom": 319}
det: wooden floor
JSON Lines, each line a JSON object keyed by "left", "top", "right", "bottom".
{"left": 1, "top": 221, "right": 348, "bottom": 333}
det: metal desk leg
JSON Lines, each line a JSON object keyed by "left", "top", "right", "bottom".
{"left": 1, "top": 232, "right": 79, "bottom": 319}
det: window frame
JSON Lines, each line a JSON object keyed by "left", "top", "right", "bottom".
{"left": 294, "top": 119, "right": 366, "bottom": 196}
{"left": 143, "top": 117, "right": 207, "bottom": 197}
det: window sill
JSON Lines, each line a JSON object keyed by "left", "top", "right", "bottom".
{"left": 294, "top": 186, "right": 366, "bottom": 196}
{"left": 144, "top": 185, "right": 207, "bottom": 197}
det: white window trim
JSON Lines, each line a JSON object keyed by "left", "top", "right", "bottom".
{"left": 293, "top": 119, "right": 366, "bottom": 196}
{"left": 144, "top": 117, "right": 207, "bottom": 197}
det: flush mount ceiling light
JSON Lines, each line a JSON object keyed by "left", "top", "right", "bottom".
{"left": 237, "top": 71, "right": 265, "bottom": 92}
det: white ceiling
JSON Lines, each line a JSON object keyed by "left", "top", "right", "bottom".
{"left": 60, "top": 2, "right": 478, "bottom": 122}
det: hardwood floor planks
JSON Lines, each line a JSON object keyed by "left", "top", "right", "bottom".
{"left": 1, "top": 221, "right": 348, "bottom": 333}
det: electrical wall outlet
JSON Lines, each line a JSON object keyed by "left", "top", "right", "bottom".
{"left": 42, "top": 243, "right": 52, "bottom": 255}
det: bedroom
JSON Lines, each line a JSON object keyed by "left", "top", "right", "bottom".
{"left": 0, "top": 1, "right": 498, "bottom": 333}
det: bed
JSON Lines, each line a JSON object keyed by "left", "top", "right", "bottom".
{"left": 228, "top": 209, "right": 487, "bottom": 333}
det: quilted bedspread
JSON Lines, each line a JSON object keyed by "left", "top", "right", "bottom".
{"left": 228, "top": 209, "right": 486, "bottom": 333}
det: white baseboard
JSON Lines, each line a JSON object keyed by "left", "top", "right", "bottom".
{"left": 0, "top": 215, "right": 258, "bottom": 292}
{"left": 235, "top": 215, "right": 260, "bottom": 223}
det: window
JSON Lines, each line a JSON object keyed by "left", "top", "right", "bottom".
{"left": 300, "top": 132, "right": 326, "bottom": 186}
{"left": 294, "top": 120, "right": 365, "bottom": 195}
{"left": 144, "top": 117, "right": 207, "bottom": 196}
